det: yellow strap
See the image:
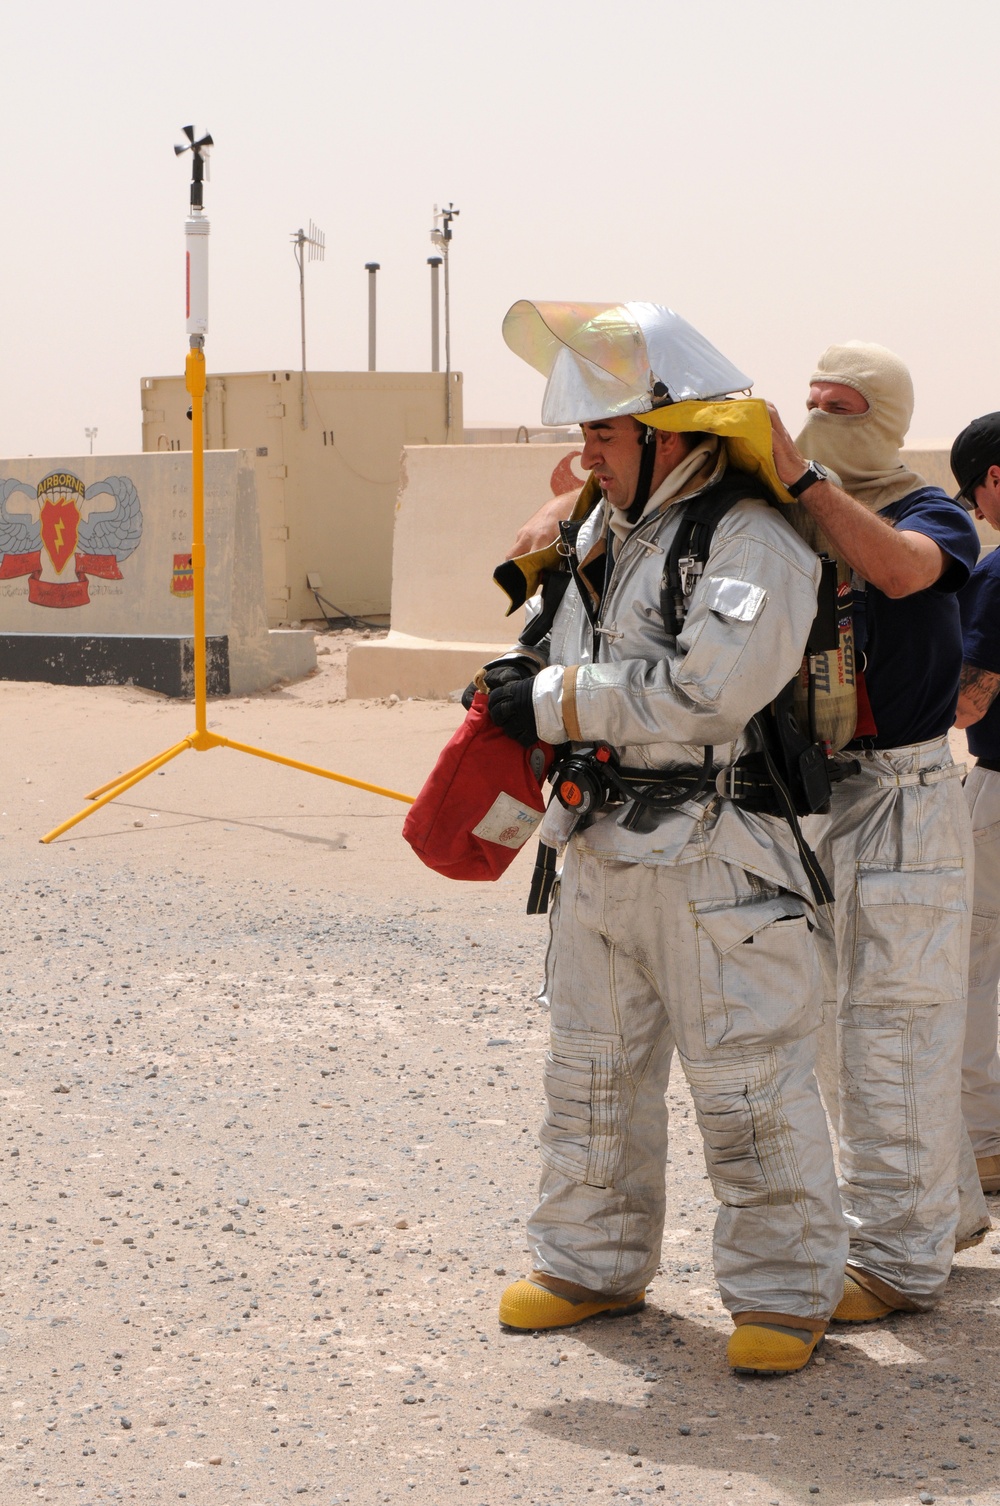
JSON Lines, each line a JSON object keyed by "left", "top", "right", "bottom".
{"left": 495, "top": 473, "right": 601, "bottom": 611}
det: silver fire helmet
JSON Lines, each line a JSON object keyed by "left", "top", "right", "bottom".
{"left": 502, "top": 300, "right": 752, "bottom": 426}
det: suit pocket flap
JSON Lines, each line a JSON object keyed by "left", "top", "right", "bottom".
{"left": 857, "top": 867, "right": 966, "bottom": 911}
{"left": 695, "top": 895, "right": 806, "bottom": 955}
{"left": 701, "top": 575, "right": 767, "bottom": 623}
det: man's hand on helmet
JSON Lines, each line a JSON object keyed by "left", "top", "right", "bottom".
{"left": 487, "top": 677, "right": 539, "bottom": 747}
{"left": 766, "top": 401, "right": 810, "bottom": 488}
{"left": 461, "top": 657, "right": 537, "bottom": 713}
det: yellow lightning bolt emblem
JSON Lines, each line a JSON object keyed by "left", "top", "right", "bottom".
{"left": 53, "top": 519, "right": 65, "bottom": 551}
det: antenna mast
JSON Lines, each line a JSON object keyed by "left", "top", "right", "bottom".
{"left": 430, "top": 202, "right": 459, "bottom": 440}
{"left": 291, "top": 221, "right": 326, "bottom": 429}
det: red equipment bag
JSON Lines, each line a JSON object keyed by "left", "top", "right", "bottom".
{"left": 402, "top": 692, "right": 554, "bottom": 881}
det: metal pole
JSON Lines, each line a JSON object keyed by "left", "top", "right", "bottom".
{"left": 427, "top": 257, "right": 441, "bottom": 372}
{"left": 443, "top": 238, "right": 452, "bottom": 439}
{"left": 187, "top": 344, "right": 208, "bottom": 735}
{"left": 294, "top": 230, "right": 308, "bottom": 428}
{"left": 365, "top": 262, "right": 380, "bottom": 372}
{"left": 430, "top": 204, "right": 458, "bottom": 441}
{"left": 290, "top": 222, "right": 324, "bottom": 429}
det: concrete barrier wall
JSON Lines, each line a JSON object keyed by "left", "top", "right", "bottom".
{"left": 346, "top": 444, "right": 587, "bottom": 698}
{"left": 0, "top": 450, "right": 315, "bottom": 695}
{"left": 346, "top": 443, "right": 970, "bottom": 701}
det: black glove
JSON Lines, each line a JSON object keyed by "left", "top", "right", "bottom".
{"left": 461, "top": 658, "right": 536, "bottom": 712}
{"left": 488, "top": 676, "right": 539, "bottom": 747}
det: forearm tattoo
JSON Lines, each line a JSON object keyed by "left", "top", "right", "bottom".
{"left": 959, "top": 662, "right": 1000, "bottom": 718}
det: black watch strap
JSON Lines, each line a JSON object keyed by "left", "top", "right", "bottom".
{"left": 787, "top": 462, "right": 828, "bottom": 499}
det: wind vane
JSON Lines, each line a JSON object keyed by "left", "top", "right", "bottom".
{"left": 174, "top": 125, "right": 214, "bottom": 210}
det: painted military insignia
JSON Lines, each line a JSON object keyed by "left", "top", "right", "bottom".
{"left": 0, "top": 470, "right": 143, "bottom": 607}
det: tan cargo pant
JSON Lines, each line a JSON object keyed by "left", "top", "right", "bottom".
{"left": 962, "top": 764, "right": 1000, "bottom": 1159}
{"left": 812, "top": 736, "right": 984, "bottom": 1306}
{"left": 528, "top": 842, "right": 848, "bottom": 1322}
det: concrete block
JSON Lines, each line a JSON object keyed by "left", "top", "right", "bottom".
{"left": 0, "top": 449, "right": 313, "bottom": 695}
{"left": 0, "top": 634, "right": 229, "bottom": 697}
{"left": 268, "top": 628, "right": 318, "bottom": 684}
{"left": 346, "top": 632, "right": 511, "bottom": 701}
{"left": 346, "top": 444, "right": 586, "bottom": 699}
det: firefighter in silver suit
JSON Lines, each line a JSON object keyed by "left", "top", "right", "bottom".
{"left": 487, "top": 301, "right": 847, "bottom": 1375}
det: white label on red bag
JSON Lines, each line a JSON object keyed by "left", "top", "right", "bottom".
{"left": 471, "top": 792, "right": 543, "bottom": 849}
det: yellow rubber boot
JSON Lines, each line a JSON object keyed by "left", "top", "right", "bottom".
{"left": 727, "top": 1323, "right": 824, "bottom": 1376}
{"left": 832, "top": 1273, "right": 894, "bottom": 1323}
{"left": 498, "top": 1274, "right": 645, "bottom": 1331}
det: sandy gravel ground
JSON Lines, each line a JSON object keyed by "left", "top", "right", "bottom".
{"left": 1, "top": 634, "right": 999, "bottom": 1506}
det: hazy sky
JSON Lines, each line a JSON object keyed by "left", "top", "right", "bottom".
{"left": 3, "top": 0, "right": 997, "bottom": 457}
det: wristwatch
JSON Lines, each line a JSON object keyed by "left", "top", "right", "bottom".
{"left": 786, "top": 461, "right": 831, "bottom": 498}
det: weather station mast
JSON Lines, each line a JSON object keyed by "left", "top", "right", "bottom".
{"left": 41, "top": 126, "right": 414, "bottom": 846}
{"left": 430, "top": 202, "right": 459, "bottom": 440}
{"left": 175, "top": 124, "right": 213, "bottom": 721}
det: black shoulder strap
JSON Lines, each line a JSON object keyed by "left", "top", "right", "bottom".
{"left": 519, "top": 567, "right": 572, "bottom": 648}
{"left": 661, "top": 468, "right": 771, "bottom": 638}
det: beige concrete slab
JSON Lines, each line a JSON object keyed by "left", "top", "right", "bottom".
{"left": 347, "top": 444, "right": 587, "bottom": 699}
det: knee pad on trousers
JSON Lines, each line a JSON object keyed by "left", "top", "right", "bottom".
{"left": 684, "top": 1053, "right": 803, "bottom": 1207}
{"left": 539, "top": 1027, "right": 623, "bottom": 1188}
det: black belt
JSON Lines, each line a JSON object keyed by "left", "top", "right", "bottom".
{"left": 977, "top": 757, "right": 1000, "bottom": 774}
{"left": 714, "top": 752, "right": 862, "bottom": 813}
{"left": 713, "top": 761, "right": 782, "bottom": 815}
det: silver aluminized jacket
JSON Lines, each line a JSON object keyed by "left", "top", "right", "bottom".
{"left": 528, "top": 459, "right": 826, "bottom": 893}
{"left": 516, "top": 454, "right": 848, "bottom": 1322}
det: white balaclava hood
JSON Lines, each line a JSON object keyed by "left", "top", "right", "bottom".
{"left": 796, "top": 341, "right": 924, "bottom": 511}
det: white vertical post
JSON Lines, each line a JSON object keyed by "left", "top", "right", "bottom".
{"left": 185, "top": 209, "right": 210, "bottom": 341}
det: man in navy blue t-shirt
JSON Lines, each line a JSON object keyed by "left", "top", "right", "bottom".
{"left": 769, "top": 341, "right": 986, "bottom": 1327}
{"left": 953, "top": 413, "right": 1000, "bottom": 1198}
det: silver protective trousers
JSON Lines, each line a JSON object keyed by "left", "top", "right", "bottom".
{"left": 528, "top": 843, "right": 848, "bottom": 1322}
{"left": 963, "top": 764, "right": 1000, "bottom": 1159}
{"left": 812, "top": 736, "right": 982, "bottom": 1305}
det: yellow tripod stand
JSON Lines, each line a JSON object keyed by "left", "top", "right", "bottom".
{"left": 41, "top": 346, "right": 413, "bottom": 844}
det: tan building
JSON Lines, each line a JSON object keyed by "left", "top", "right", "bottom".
{"left": 140, "top": 369, "right": 461, "bottom": 625}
